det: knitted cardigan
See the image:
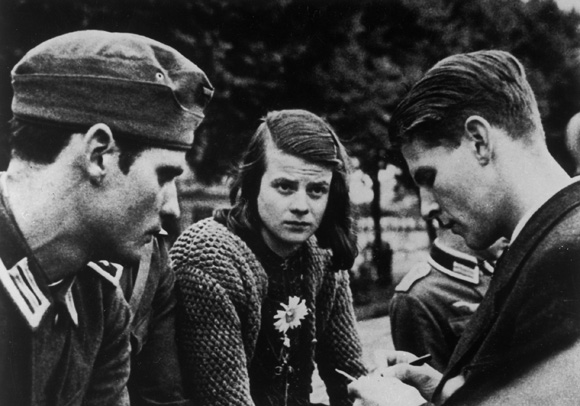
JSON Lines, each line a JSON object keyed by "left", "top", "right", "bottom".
{"left": 171, "top": 217, "right": 366, "bottom": 406}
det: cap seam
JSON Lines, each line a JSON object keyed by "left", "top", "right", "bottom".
{"left": 13, "top": 74, "right": 205, "bottom": 117}
{"left": 12, "top": 113, "right": 193, "bottom": 151}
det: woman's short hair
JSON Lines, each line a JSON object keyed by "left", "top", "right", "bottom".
{"left": 389, "top": 50, "right": 543, "bottom": 148}
{"left": 218, "top": 109, "right": 358, "bottom": 270}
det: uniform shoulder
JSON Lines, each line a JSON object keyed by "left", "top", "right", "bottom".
{"left": 395, "top": 262, "right": 432, "bottom": 293}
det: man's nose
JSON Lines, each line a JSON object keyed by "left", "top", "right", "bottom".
{"left": 160, "top": 182, "right": 181, "bottom": 219}
{"left": 420, "top": 189, "right": 440, "bottom": 221}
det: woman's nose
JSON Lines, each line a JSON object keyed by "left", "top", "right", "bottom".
{"left": 289, "top": 191, "right": 309, "bottom": 214}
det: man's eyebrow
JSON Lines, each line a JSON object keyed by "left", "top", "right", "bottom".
{"left": 157, "top": 165, "right": 184, "bottom": 178}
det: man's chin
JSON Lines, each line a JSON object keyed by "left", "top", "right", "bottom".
{"left": 91, "top": 247, "right": 142, "bottom": 268}
{"left": 449, "top": 227, "right": 464, "bottom": 239}
{"left": 117, "top": 248, "right": 143, "bottom": 267}
{"left": 463, "top": 236, "right": 492, "bottom": 251}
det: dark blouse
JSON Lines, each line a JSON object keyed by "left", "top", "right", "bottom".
{"left": 242, "top": 231, "right": 315, "bottom": 406}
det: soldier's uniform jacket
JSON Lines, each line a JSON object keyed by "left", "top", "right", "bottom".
{"left": 102, "top": 235, "right": 191, "bottom": 406}
{"left": 0, "top": 174, "right": 131, "bottom": 406}
{"left": 390, "top": 239, "right": 493, "bottom": 371}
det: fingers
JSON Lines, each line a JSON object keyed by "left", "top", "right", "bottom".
{"left": 348, "top": 375, "right": 428, "bottom": 406}
{"left": 381, "top": 363, "right": 427, "bottom": 380}
{"left": 438, "top": 374, "right": 466, "bottom": 403}
{"left": 348, "top": 375, "right": 382, "bottom": 396}
{"left": 377, "top": 363, "right": 442, "bottom": 401}
{"left": 348, "top": 375, "right": 383, "bottom": 405}
{"left": 385, "top": 350, "right": 419, "bottom": 366}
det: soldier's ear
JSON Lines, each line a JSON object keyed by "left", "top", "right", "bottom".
{"left": 82, "top": 123, "right": 116, "bottom": 185}
{"left": 464, "top": 116, "right": 492, "bottom": 166}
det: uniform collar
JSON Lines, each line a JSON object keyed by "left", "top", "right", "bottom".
{"left": 48, "top": 276, "right": 79, "bottom": 326}
{"left": 428, "top": 239, "right": 494, "bottom": 285}
{"left": 0, "top": 172, "right": 79, "bottom": 329}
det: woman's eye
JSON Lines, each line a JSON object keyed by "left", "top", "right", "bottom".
{"left": 308, "top": 186, "right": 328, "bottom": 198}
{"left": 275, "top": 182, "right": 294, "bottom": 194}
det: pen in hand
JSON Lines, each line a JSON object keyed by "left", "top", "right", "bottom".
{"left": 409, "top": 353, "right": 432, "bottom": 366}
{"left": 336, "top": 353, "right": 432, "bottom": 383}
{"left": 335, "top": 368, "right": 356, "bottom": 382}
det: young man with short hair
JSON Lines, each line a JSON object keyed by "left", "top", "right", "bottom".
{"left": 350, "top": 50, "right": 580, "bottom": 405}
{"left": 390, "top": 186, "right": 507, "bottom": 373}
{"left": 0, "top": 30, "right": 213, "bottom": 405}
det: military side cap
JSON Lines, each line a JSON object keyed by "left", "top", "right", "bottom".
{"left": 11, "top": 30, "right": 214, "bottom": 150}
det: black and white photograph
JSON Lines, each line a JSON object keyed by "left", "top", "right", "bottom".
{"left": 1, "top": 0, "right": 580, "bottom": 405}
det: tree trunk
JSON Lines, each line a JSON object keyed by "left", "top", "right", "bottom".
{"left": 369, "top": 161, "right": 392, "bottom": 286}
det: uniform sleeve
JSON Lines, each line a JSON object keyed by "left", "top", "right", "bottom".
{"left": 129, "top": 244, "right": 191, "bottom": 406}
{"left": 83, "top": 284, "right": 131, "bottom": 406}
{"left": 174, "top": 266, "right": 255, "bottom": 406}
{"left": 389, "top": 293, "right": 451, "bottom": 372}
{"left": 316, "top": 270, "right": 367, "bottom": 406}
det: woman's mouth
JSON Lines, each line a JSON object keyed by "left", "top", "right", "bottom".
{"left": 285, "top": 221, "right": 310, "bottom": 228}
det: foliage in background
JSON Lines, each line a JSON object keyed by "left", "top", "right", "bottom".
{"left": 1, "top": 0, "right": 579, "bottom": 180}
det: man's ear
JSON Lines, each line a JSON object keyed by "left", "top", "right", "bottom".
{"left": 464, "top": 115, "right": 493, "bottom": 165}
{"left": 82, "top": 123, "right": 116, "bottom": 185}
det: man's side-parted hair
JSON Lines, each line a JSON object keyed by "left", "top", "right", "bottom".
{"left": 216, "top": 109, "right": 358, "bottom": 270}
{"left": 9, "top": 118, "right": 148, "bottom": 174}
{"left": 389, "top": 50, "right": 544, "bottom": 148}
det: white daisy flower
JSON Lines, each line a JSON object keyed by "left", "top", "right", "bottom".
{"left": 274, "top": 296, "right": 309, "bottom": 334}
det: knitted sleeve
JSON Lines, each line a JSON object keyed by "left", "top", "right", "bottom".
{"left": 170, "top": 218, "right": 268, "bottom": 406}
{"left": 316, "top": 268, "right": 367, "bottom": 406}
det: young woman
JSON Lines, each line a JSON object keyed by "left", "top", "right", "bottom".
{"left": 171, "top": 109, "right": 366, "bottom": 406}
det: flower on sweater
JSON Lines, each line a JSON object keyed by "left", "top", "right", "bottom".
{"left": 274, "top": 296, "right": 309, "bottom": 334}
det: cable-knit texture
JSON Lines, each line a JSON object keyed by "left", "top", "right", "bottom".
{"left": 171, "top": 218, "right": 366, "bottom": 406}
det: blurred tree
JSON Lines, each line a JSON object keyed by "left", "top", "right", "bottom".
{"left": 309, "top": 0, "right": 580, "bottom": 276}
{"left": 2, "top": 0, "right": 579, "bottom": 174}
{"left": 1, "top": 0, "right": 579, "bottom": 272}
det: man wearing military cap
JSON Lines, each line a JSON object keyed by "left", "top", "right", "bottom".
{"left": 0, "top": 30, "right": 213, "bottom": 405}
